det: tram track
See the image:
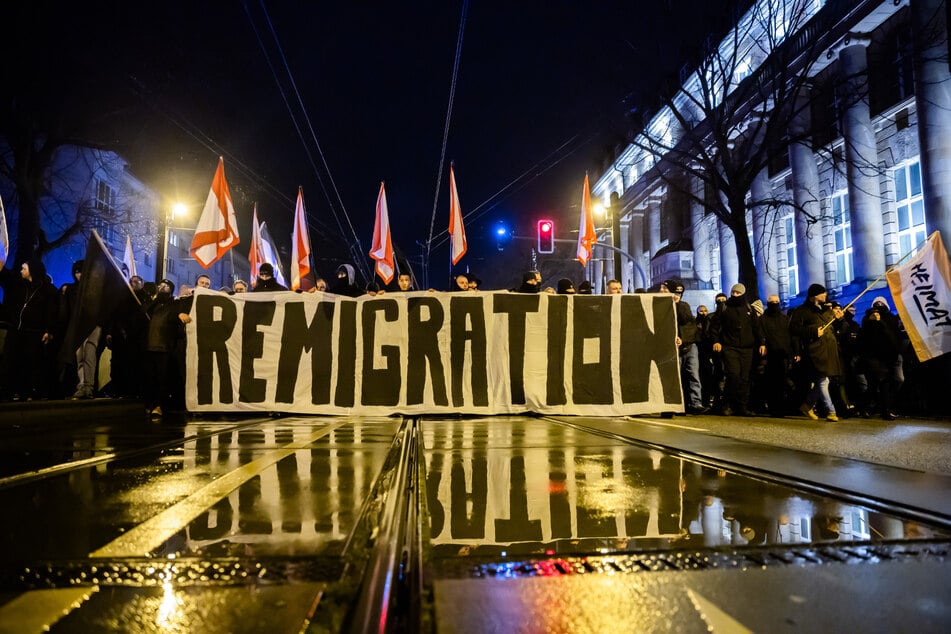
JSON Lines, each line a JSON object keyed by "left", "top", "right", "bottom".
{"left": 549, "top": 415, "right": 951, "bottom": 529}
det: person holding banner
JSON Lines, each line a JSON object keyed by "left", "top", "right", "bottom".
{"left": 789, "top": 284, "right": 845, "bottom": 422}
{"left": 251, "top": 263, "right": 287, "bottom": 292}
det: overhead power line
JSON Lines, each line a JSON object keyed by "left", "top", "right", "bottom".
{"left": 424, "top": 0, "right": 470, "bottom": 284}
{"left": 243, "top": 0, "right": 372, "bottom": 279}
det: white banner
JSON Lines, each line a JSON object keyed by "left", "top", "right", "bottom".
{"left": 887, "top": 231, "right": 951, "bottom": 361}
{"left": 185, "top": 289, "right": 684, "bottom": 415}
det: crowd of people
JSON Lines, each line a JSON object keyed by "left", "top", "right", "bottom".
{"left": 668, "top": 278, "right": 910, "bottom": 421}
{"left": 0, "top": 257, "right": 927, "bottom": 421}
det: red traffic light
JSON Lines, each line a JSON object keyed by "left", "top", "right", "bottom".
{"left": 537, "top": 219, "right": 554, "bottom": 253}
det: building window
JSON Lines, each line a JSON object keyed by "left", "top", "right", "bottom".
{"left": 831, "top": 191, "right": 853, "bottom": 287}
{"left": 894, "top": 160, "right": 927, "bottom": 259}
{"left": 168, "top": 258, "right": 175, "bottom": 274}
{"left": 95, "top": 179, "right": 117, "bottom": 216}
{"left": 144, "top": 251, "right": 151, "bottom": 267}
{"left": 784, "top": 214, "right": 799, "bottom": 297}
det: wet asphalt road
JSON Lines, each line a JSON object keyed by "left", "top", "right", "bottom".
{"left": 0, "top": 411, "right": 948, "bottom": 632}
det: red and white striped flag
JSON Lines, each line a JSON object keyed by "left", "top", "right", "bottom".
{"left": 448, "top": 165, "right": 467, "bottom": 265}
{"left": 122, "top": 234, "right": 137, "bottom": 280}
{"left": 0, "top": 194, "right": 9, "bottom": 272}
{"left": 576, "top": 173, "right": 597, "bottom": 266}
{"left": 190, "top": 157, "right": 240, "bottom": 268}
{"left": 886, "top": 231, "right": 951, "bottom": 361}
{"left": 248, "top": 204, "right": 266, "bottom": 287}
{"left": 369, "top": 182, "right": 395, "bottom": 284}
{"left": 290, "top": 187, "right": 312, "bottom": 291}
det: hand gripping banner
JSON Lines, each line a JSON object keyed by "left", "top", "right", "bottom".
{"left": 185, "top": 289, "right": 684, "bottom": 416}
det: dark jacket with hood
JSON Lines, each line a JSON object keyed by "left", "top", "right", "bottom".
{"left": 18, "top": 258, "right": 59, "bottom": 335}
{"left": 330, "top": 264, "right": 361, "bottom": 297}
{"left": 710, "top": 294, "right": 765, "bottom": 349}
{"left": 761, "top": 302, "right": 792, "bottom": 355}
{"left": 788, "top": 300, "right": 842, "bottom": 377}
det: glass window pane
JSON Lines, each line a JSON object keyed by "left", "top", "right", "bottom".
{"left": 910, "top": 161, "right": 922, "bottom": 197}
{"left": 912, "top": 199, "right": 925, "bottom": 226}
{"left": 845, "top": 230, "right": 852, "bottom": 248}
{"left": 898, "top": 205, "right": 910, "bottom": 231}
{"left": 895, "top": 167, "right": 907, "bottom": 201}
{"left": 900, "top": 235, "right": 911, "bottom": 258}
{"left": 835, "top": 231, "right": 844, "bottom": 251}
{"left": 836, "top": 255, "right": 846, "bottom": 285}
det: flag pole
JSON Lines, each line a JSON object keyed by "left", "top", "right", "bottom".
{"left": 818, "top": 232, "right": 934, "bottom": 335}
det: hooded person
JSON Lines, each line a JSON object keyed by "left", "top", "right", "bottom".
{"left": 252, "top": 263, "right": 288, "bottom": 292}
{"left": 4, "top": 258, "right": 59, "bottom": 399}
{"left": 788, "top": 283, "right": 845, "bottom": 422}
{"left": 556, "top": 278, "right": 575, "bottom": 294}
{"left": 515, "top": 271, "right": 540, "bottom": 293}
{"left": 709, "top": 282, "right": 766, "bottom": 416}
{"left": 576, "top": 280, "right": 593, "bottom": 295}
{"left": 330, "top": 264, "right": 361, "bottom": 297}
{"left": 143, "top": 279, "right": 187, "bottom": 417}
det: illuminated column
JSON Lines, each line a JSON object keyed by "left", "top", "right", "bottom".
{"left": 629, "top": 207, "right": 648, "bottom": 288}
{"left": 839, "top": 36, "right": 886, "bottom": 282}
{"left": 691, "top": 176, "right": 713, "bottom": 288}
{"left": 913, "top": 0, "right": 951, "bottom": 242}
{"left": 647, "top": 195, "right": 662, "bottom": 257}
{"left": 750, "top": 170, "right": 780, "bottom": 298}
{"left": 788, "top": 90, "right": 826, "bottom": 290}
{"left": 718, "top": 217, "right": 739, "bottom": 291}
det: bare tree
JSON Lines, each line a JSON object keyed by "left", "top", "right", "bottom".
{"left": 624, "top": 0, "right": 864, "bottom": 298}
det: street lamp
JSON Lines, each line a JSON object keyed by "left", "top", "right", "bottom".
{"left": 161, "top": 203, "right": 188, "bottom": 282}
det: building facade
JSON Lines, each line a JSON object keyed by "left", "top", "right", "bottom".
{"left": 1, "top": 144, "right": 162, "bottom": 289}
{"left": 591, "top": 0, "right": 951, "bottom": 307}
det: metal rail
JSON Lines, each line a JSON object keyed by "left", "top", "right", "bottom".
{"left": 348, "top": 418, "right": 421, "bottom": 634}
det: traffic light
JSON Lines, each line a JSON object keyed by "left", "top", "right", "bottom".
{"left": 537, "top": 219, "right": 554, "bottom": 253}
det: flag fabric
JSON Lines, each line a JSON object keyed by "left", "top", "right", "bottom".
{"left": 290, "top": 187, "right": 313, "bottom": 291}
{"left": 259, "top": 221, "right": 289, "bottom": 288}
{"left": 886, "top": 231, "right": 951, "bottom": 361}
{"left": 448, "top": 165, "right": 467, "bottom": 265}
{"left": 122, "top": 234, "right": 137, "bottom": 280}
{"left": 59, "top": 230, "right": 144, "bottom": 367}
{"left": 0, "top": 194, "right": 8, "bottom": 271}
{"left": 576, "top": 173, "right": 597, "bottom": 266}
{"left": 369, "top": 182, "right": 395, "bottom": 284}
{"left": 248, "top": 204, "right": 266, "bottom": 287}
{"left": 190, "top": 157, "right": 240, "bottom": 268}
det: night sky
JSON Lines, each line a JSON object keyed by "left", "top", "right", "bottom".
{"left": 3, "top": 0, "right": 741, "bottom": 286}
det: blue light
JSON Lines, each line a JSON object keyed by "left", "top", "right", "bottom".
{"left": 496, "top": 227, "right": 507, "bottom": 236}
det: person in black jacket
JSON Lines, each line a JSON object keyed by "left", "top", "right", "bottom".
{"left": 710, "top": 283, "right": 766, "bottom": 416}
{"left": 143, "top": 279, "right": 189, "bottom": 417}
{"left": 761, "top": 295, "right": 794, "bottom": 416}
{"left": 668, "top": 280, "right": 706, "bottom": 413}
{"left": 252, "top": 263, "right": 288, "bottom": 292}
{"left": 9, "top": 258, "right": 59, "bottom": 399}
{"left": 788, "top": 283, "right": 844, "bottom": 422}
{"left": 861, "top": 302, "right": 902, "bottom": 420}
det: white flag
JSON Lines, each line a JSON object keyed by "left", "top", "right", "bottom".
{"left": 122, "top": 234, "right": 137, "bottom": 280}
{"left": 886, "top": 231, "right": 951, "bottom": 361}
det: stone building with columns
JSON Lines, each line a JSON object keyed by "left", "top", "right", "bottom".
{"left": 590, "top": 0, "right": 951, "bottom": 306}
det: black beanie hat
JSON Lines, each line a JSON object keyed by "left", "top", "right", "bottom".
{"left": 259, "top": 263, "right": 274, "bottom": 276}
{"left": 807, "top": 283, "right": 826, "bottom": 298}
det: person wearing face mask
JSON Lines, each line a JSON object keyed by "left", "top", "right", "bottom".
{"left": 761, "top": 295, "right": 793, "bottom": 417}
{"left": 143, "top": 279, "right": 189, "bottom": 417}
{"left": 4, "top": 258, "right": 58, "bottom": 400}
